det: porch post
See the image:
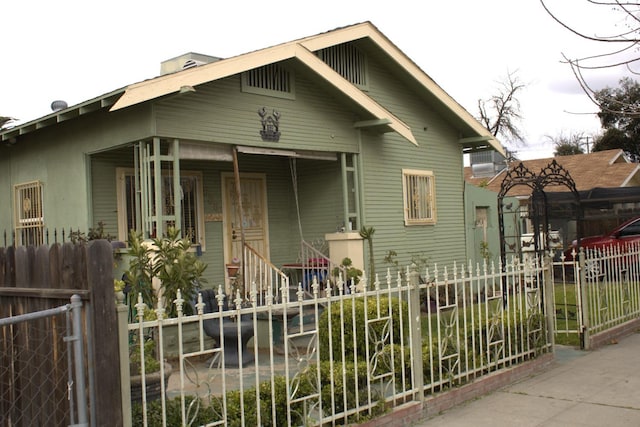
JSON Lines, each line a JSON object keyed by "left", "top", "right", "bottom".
{"left": 232, "top": 147, "right": 246, "bottom": 294}
{"left": 172, "top": 139, "right": 182, "bottom": 233}
{"left": 340, "top": 153, "right": 350, "bottom": 230}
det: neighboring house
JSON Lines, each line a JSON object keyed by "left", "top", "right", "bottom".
{"left": 0, "top": 22, "right": 502, "bottom": 289}
{"left": 463, "top": 182, "right": 519, "bottom": 267}
{"left": 464, "top": 149, "right": 640, "bottom": 256}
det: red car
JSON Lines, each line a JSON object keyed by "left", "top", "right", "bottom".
{"left": 564, "top": 216, "right": 640, "bottom": 260}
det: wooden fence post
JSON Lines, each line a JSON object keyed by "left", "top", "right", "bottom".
{"left": 87, "top": 240, "right": 123, "bottom": 425}
{"left": 117, "top": 291, "right": 132, "bottom": 427}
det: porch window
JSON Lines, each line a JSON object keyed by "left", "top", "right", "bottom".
{"left": 14, "top": 180, "right": 45, "bottom": 245}
{"left": 116, "top": 169, "right": 205, "bottom": 248}
{"left": 241, "top": 63, "right": 295, "bottom": 99}
{"left": 402, "top": 169, "right": 436, "bottom": 225}
{"left": 316, "top": 43, "right": 368, "bottom": 89}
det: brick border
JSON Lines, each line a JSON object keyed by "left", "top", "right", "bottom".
{"left": 588, "top": 317, "right": 640, "bottom": 350}
{"left": 423, "top": 352, "right": 554, "bottom": 418}
{"left": 354, "top": 352, "right": 555, "bottom": 426}
{"left": 353, "top": 402, "right": 424, "bottom": 427}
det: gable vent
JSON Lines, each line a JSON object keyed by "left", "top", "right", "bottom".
{"left": 241, "top": 63, "right": 295, "bottom": 99}
{"left": 317, "top": 43, "right": 368, "bottom": 88}
{"left": 245, "top": 64, "right": 292, "bottom": 93}
{"left": 182, "top": 59, "right": 207, "bottom": 70}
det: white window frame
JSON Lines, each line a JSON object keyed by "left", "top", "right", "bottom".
{"left": 116, "top": 168, "right": 206, "bottom": 249}
{"left": 402, "top": 169, "right": 436, "bottom": 226}
{"left": 14, "top": 180, "right": 45, "bottom": 245}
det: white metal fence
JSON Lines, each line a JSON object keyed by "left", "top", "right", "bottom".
{"left": 120, "top": 254, "right": 555, "bottom": 426}
{"left": 553, "top": 242, "right": 640, "bottom": 348}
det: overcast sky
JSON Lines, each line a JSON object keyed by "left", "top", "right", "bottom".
{"left": 2, "top": 0, "right": 633, "bottom": 159}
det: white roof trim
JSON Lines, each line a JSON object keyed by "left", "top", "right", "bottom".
{"left": 110, "top": 21, "right": 500, "bottom": 150}
{"left": 292, "top": 44, "right": 416, "bottom": 145}
{"left": 609, "top": 149, "right": 626, "bottom": 165}
{"left": 621, "top": 164, "right": 640, "bottom": 187}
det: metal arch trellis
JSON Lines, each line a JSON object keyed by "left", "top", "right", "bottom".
{"left": 498, "top": 159, "right": 582, "bottom": 267}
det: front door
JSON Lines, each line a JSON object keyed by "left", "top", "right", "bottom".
{"left": 222, "top": 173, "right": 269, "bottom": 266}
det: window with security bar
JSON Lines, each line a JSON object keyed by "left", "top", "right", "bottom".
{"left": 402, "top": 169, "right": 436, "bottom": 225}
{"left": 14, "top": 181, "right": 45, "bottom": 245}
{"left": 117, "top": 169, "right": 204, "bottom": 247}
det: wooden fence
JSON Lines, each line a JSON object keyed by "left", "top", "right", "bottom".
{"left": 0, "top": 239, "right": 120, "bottom": 426}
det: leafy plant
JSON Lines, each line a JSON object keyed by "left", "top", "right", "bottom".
{"left": 124, "top": 227, "right": 207, "bottom": 318}
{"left": 359, "top": 226, "right": 376, "bottom": 285}
{"left": 125, "top": 230, "right": 156, "bottom": 316}
{"left": 332, "top": 257, "right": 362, "bottom": 288}
{"left": 69, "top": 221, "right": 117, "bottom": 243}
{"left": 129, "top": 338, "right": 160, "bottom": 375}
{"left": 151, "top": 227, "right": 207, "bottom": 317}
{"left": 318, "top": 296, "right": 409, "bottom": 362}
{"left": 479, "top": 240, "right": 492, "bottom": 262}
{"left": 132, "top": 395, "right": 216, "bottom": 427}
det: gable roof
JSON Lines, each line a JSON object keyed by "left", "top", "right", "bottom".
{"left": 2, "top": 22, "right": 503, "bottom": 154}
{"left": 464, "top": 149, "right": 640, "bottom": 197}
{"left": 110, "top": 21, "right": 502, "bottom": 152}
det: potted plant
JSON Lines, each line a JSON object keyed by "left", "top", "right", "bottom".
{"left": 150, "top": 227, "right": 207, "bottom": 317}
{"left": 332, "top": 257, "right": 363, "bottom": 292}
{"left": 122, "top": 227, "right": 209, "bottom": 358}
{"left": 226, "top": 257, "right": 241, "bottom": 278}
{"left": 128, "top": 338, "right": 172, "bottom": 403}
{"left": 124, "top": 227, "right": 207, "bottom": 318}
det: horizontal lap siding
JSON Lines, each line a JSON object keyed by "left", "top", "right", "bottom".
{"left": 154, "top": 75, "right": 360, "bottom": 154}
{"left": 360, "top": 60, "right": 467, "bottom": 268}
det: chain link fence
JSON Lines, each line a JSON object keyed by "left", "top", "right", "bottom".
{"left": 1, "top": 295, "right": 88, "bottom": 427}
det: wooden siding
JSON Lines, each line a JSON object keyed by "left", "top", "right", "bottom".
{"left": 154, "top": 74, "right": 361, "bottom": 154}
{"left": 358, "top": 59, "right": 468, "bottom": 269}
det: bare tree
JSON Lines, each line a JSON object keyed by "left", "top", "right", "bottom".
{"left": 477, "top": 70, "right": 527, "bottom": 149}
{"left": 540, "top": 0, "right": 640, "bottom": 116}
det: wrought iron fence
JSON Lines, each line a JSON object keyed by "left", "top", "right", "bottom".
{"left": 552, "top": 242, "right": 640, "bottom": 348}
{"left": 122, "top": 255, "right": 553, "bottom": 426}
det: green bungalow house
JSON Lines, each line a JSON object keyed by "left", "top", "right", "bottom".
{"left": 0, "top": 22, "right": 503, "bottom": 291}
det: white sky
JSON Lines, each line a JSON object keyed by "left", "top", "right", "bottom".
{"left": 2, "top": 0, "right": 634, "bottom": 159}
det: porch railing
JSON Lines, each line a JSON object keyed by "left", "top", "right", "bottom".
{"left": 242, "top": 243, "right": 289, "bottom": 305}
{"left": 285, "top": 240, "right": 346, "bottom": 293}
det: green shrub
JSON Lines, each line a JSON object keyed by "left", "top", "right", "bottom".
{"left": 318, "top": 296, "right": 409, "bottom": 361}
{"left": 132, "top": 395, "right": 216, "bottom": 427}
{"left": 422, "top": 308, "right": 548, "bottom": 389}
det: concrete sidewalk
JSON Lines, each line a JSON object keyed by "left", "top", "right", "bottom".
{"left": 415, "top": 332, "right": 640, "bottom": 426}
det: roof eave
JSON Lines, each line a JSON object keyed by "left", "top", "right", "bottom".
{"left": 1, "top": 90, "right": 124, "bottom": 143}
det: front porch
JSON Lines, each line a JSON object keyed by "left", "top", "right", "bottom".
{"left": 91, "top": 138, "right": 364, "bottom": 291}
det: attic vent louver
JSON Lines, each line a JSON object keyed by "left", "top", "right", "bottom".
{"left": 182, "top": 59, "right": 207, "bottom": 70}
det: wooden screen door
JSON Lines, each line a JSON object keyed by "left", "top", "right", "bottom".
{"left": 223, "top": 173, "right": 269, "bottom": 264}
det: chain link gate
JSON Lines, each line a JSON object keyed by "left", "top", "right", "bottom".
{"left": 0, "top": 295, "right": 88, "bottom": 427}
